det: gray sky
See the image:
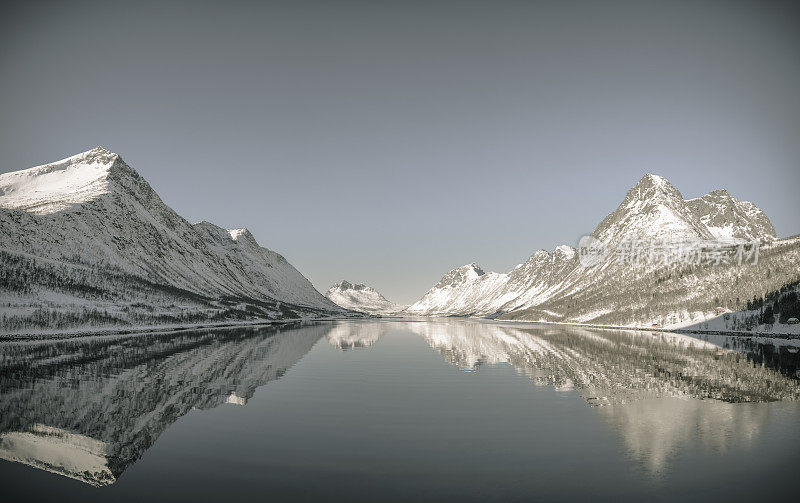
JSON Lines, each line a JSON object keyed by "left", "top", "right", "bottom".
{"left": 2, "top": 0, "right": 799, "bottom": 304}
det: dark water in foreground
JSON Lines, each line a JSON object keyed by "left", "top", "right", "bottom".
{"left": 1, "top": 319, "right": 799, "bottom": 502}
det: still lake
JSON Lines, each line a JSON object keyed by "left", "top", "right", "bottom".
{"left": 1, "top": 319, "right": 799, "bottom": 502}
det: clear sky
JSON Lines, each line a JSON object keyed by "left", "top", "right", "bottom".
{"left": 2, "top": 0, "right": 799, "bottom": 304}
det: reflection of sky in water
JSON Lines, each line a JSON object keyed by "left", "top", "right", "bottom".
{"left": 0, "top": 320, "right": 798, "bottom": 500}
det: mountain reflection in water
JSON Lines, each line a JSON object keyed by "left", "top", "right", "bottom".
{"left": 404, "top": 320, "right": 800, "bottom": 474}
{"left": 406, "top": 321, "right": 800, "bottom": 403}
{"left": 0, "top": 323, "right": 330, "bottom": 486}
{"left": 0, "top": 319, "right": 798, "bottom": 490}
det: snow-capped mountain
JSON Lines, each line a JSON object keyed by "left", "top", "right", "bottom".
{"left": 0, "top": 147, "right": 344, "bottom": 333}
{"left": 408, "top": 264, "right": 509, "bottom": 315}
{"left": 592, "top": 174, "right": 714, "bottom": 245}
{"left": 325, "top": 280, "right": 405, "bottom": 314}
{"left": 685, "top": 189, "right": 777, "bottom": 242}
{"left": 408, "top": 174, "right": 798, "bottom": 327}
{"left": 594, "top": 174, "right": 776, "bottom": 245}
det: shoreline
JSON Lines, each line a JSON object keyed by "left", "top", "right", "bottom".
{"left": 493, "top": 318, "right": 800, "bottom": 339}
{"left": 0, "top": 316, "right": 360, "bottom": 342}
{"left": 2, "top": 314, "right": 798, "bottom": 342}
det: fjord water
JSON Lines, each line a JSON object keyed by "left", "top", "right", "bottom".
{"left": 1, "top": 320, "right": 799, "bottom": 501}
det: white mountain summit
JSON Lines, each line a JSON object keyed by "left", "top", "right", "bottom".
{"left": 325, "top": 280, "right": 405, "bottom": 314}
{"left": 408, "top": 174, "right": 796, "bottom": 328}
{"left": 0, "top": 147, "right": 344, "bottom": 333}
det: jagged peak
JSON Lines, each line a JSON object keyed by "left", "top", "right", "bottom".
{"left": 192, "top": 222, "right": 261, "bottom": 248}
{"left": 433, "top": 263, "right": 485, "bottom": 289}
{"left": 47, "top": 146, "right": 120, "bottom": 166}
{"left": 521, "top": 249, "right": 551, "bottom": 265}
{"left": 553, "top": 245, "right": 576, "bottom": 259}
{"left": 226, "top": 227, "right": 260, "bottom": 248}
{"left": 515, "top": 245, "right": 576, "bottom": 267}
{"left": 589, "top": 172, "right": 713, "bottom": 244}
{"left": 457, "top": 263, "right": 485, "bottom": 275}
{"left": 639, "top": 172, "right": 668, "bottom": 185}
{"left": 686, "top": 188, "right": 737, "bottom": 204}
{"left": 329, "top": 280, "right": 375, "bottom": 292}
{"left": 193, "top": 220, "right": 219, "bottom": 228}
{"left": 192, "top": 220, "right": 229, "bottom": 236}
{"left": 83, "top": 145, "right": 119, "bottom": 161}
{"left": 332, "top": 280, "right": 353, "bottom": 290}
{"left": 228, "top": 227, "right": 255, "bottom": 243}
{"left": 628, "top": 173, "right": 683, "bottom": 201}
{"left": 686, "top": 187, "right": 777, "bottom": 241}
{"left": 705, "top": 188, "right": 732, "bottom": 198}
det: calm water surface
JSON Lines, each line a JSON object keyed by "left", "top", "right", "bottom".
{"left": 1, "top": 319, "right": 799, "bottom": 502}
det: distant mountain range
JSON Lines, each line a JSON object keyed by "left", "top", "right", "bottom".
{"left": 0, "top": 147, "right": 346, "bottom": 334}
{"left": 407, "top": 174, "right": 799, "bottom": 330}
{"left": 325, "top": 280, "right": 405, "bottom": 315}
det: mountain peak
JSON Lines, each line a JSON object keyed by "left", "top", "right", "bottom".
{"left": 330, "top": 280, "right": 374, "bottom": 292}
{"left": 325, "top": 281, "right": 401, "bottom": 314}
{"left": 705, "top": 188, "right": 731, "bottom": 198}
{"left": 332, "top": 280, "right": 354, "bottom": 290}
{"left": 591, "top": 173, "right": 711, "bottom": 244}
{"left": 432, "top": 263, "right": 485, "bottom": 290}
{"left": 85, "top": 145, "right": 118, "bottom": 160}
{"left": 459, "top": 263, "right": 485, "bottom": 275}
{"left": 687, "top": 188, "right": 777, "bottom": 241}
{"left": 194, "top": 222, "right": 263, "bottom": 249}
{"left": 227, "top": 228, "right": 258, "bottom": 246}
{"left": 629, "top": 173, "right": 683, "bottom": 201}
{"left": 0, "top": 147, "right": 128, "bottom": 214}
{"left": 529, "top": 249, "right": 550, "bottom": 260}
{"left": 638, "top": 172, "right": 668, "bottom": 185}
{"left": 553, "top": 245, "right": 576, "bottom": 260}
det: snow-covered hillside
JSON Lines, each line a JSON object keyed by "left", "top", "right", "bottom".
{"left": 686, "top": 189, "right": 777, "bottom": 242}
{"left": 0, "top": 147, "right": 345, "bottom": 333}
{"left": 408, "top": 264, "right": 509, "bottom": 315}
{"left": 325, "top": 280, "right": 405, "bottom": 314}
{"left": 408, "top": 174, "right": 799, "bottom": 330}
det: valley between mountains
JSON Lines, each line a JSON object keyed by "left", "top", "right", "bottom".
{"left": 1, "top": 147, "right": 798, "bottom": 336}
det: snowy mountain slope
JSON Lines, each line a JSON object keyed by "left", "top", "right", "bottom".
{"left": 407, "top": 264, "right": 509, "bottom": 315}
{"left": 407, "top": 174, "right": 796, "bottom": 326}
{"left": 0, "top": 148, "right": 119, "bottom": 214}
{"left": 0, "top": 147, "right": 343, "bottom": 332}
{"left": 686, "top": 189, "right": 777, "bottom": 242}
{"left": 592, "top": 174, "right": 714, "bottom": 245}
{"left": 325, "top": 280, "right": 405, "bottom": 314}
{"left": 406, "top": 248, "right": 585, "bottom": 317}
{"left": 192, "top": 221, "right": 335, "bottom": 309}
{"left": 501, "top": 235, "right": 800, "bottom": 327}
